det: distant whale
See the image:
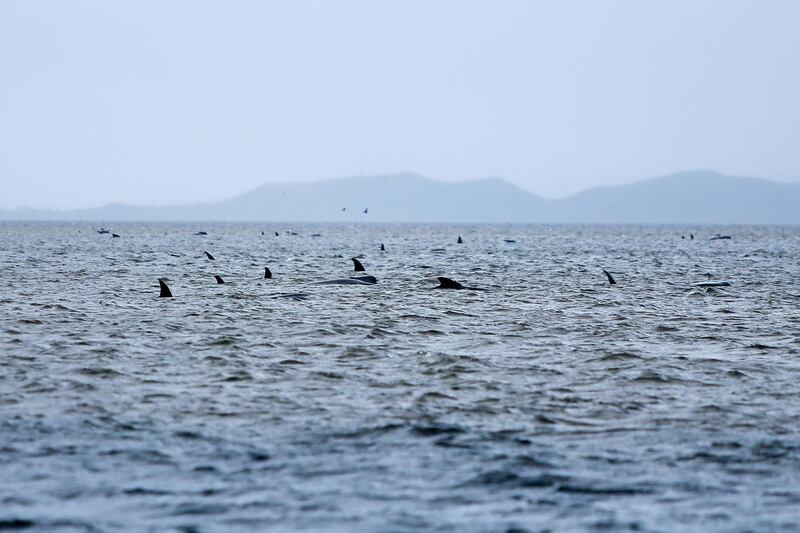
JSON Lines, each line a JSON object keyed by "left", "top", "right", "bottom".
{"left": 159, "top": 279, "right": 173, "bottom": 298}
{"left": 111, "top": 233, "right": 120, "bottom": 238}
{"left": 204, "top": 251, "right": 215, "bottom": 260}
{"left": 434, "top": 277, "right": 485, "bottom": 291}
{"left": 602, "top": 269, "right": 617, "bottom": 285}
{"left": 457, "top": 236, "right": 463, "bottom": 244}
{"left": 352, "top": 258, "right": 366, "bottom": 272}
{"left": 264, "top": 267, "right": 272, "bottom": 279}
{"left": 710, "top": 234, "right": 731, "bottom": 240}
{"left": 214, "top": 275, "right": 225, "bottom": 284}
{"left": 315, "top": 275, "right": 378, "bottom": 286}
{"left": 692, "top": 280, "right": 732, "bottom": 288}
{"left": 380, "top": 243, "right": 385, "bottom": 251}
{"left": 194, "top": 231, "right": 207, "bottom": 235}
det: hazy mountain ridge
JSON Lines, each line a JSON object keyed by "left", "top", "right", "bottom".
{"left": 2, "top": 170, "right": 798, "bottom": 224}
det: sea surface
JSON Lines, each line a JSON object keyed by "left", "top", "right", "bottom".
{"left": 1, "top": 221, "right": 799, "bottom": 532}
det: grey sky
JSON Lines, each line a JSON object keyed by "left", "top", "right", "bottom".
{"left": 1, "top": 1, "right": 799, "bottom": 209}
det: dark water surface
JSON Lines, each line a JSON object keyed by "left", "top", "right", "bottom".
{"left": 1, "top": 222, "right": 800, "bottom": 531}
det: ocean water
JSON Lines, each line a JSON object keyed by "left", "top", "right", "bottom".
{"left": 1, "top": 221, "right": 799, "bottom": 532}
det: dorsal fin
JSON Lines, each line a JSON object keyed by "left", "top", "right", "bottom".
{"left": 380, "top": 243, "right": 385, "bottom": 251}
{"left": 352, "top": 258, "right": 365, "bottom": 272}
{"left": 214, "top": 275, "right": 225, "bottom": 284}
{"left": 436, "top": 277, "right": 464, "bottom": 289}
{"left": 457, "top": 236, "right": 463, "bottom": 244}
{"left": 204, "top": 251, "right": 215, "bottom": 260}
{"left": 159, "top": 279, "right": 173, "bottom": 298}
{"left": 264, "top": 267, "right": 272, "bottom": 279}
{"left": 602, "top": 269, "right": 616, "bottom": 285}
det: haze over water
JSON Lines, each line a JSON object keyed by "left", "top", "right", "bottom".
{"left": 2, "top": 221, "right": 799, "bottom": 531}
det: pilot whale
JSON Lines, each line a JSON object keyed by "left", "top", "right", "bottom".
{"left": 159, "top": 279, "right": 173, "bottom": 298}
{"left": 434, "top": 277, "right": 485, "bottom": 291}
{"left": 602, "top": 269, "right": 617, "bottom": 285}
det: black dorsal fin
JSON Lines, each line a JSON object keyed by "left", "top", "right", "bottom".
{"left": 457, "top": 236, "right": 463, "bottom": 244}
{"left": 436, "top": 277, "right": 464, "bottom": 289}
{"left": 159, "top": 279, "right": 173, "bottom": 298}
{"left": 264, "top": 267, "right": 272, "bottom": 279}
{"left": 204, "top": 251, "right": 215, "bottom": 260}
{"left": 352, "top": 258, "right": 365, "bottom": 272}
{"left": 380, "top": 243, "right": 385, "bottom": 251}
{"left": 214, "top": 275, "right": 225, "bottom": 284}
{"left": 602, "top": 269, "right": 616, "bottom": 285}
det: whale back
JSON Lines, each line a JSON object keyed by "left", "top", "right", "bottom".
{"left": 350, "top": 275, "right": 377, "bottom": 284}
{"left": 436, "top": 277, "right": 464, "bottom": 290}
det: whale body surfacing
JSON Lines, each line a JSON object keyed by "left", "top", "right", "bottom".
{"left": 159, "top": 279, "right": 173, "bottom": 298}
{"left": 435, "top": 277, "right": 486, "bottom": 291}
{"left": 352, "top": 258, "right": 366, "bottom": 272}
{"left": 692, "top": 280, "right": 732, "bottom": 288}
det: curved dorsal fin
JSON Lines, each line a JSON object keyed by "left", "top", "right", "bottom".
{"left": 204, "top": 251, "right": 215, "bottom": 260}
{"left": 159, "top": 279, "right": 173, "bottom": 297}
{"left": 602, "top": 269, "right": 616, "bottom": 285}
{"left": 264, "top": 267, "right": 272, "bottom": 279}
{"left": 352, "top": 258, "right": 365, "bottom": 272}
{"left": 214, "top": 275, "right": 225, "bottom": 284}
{"left": 436, "top": 277, "right": 464, "bottom": 289}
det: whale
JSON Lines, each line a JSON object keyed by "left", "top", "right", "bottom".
{"left": 434, "top": 277, "right": 485, "bottom": 291}
{"left": 159, "top": 279, "right": 173, "bottom": 298}
{"left": 194, "top": 231, "right": 207, "bottom": 235}
{"left": 112, "top": 233, "right": 120, "bottom": 238}
{"left": 602, "top": 269, "right": 617, "bottom": 285}
{"left": 457, "top": 236, "right": 463, "bottom": 244}
{"left": 352, "top": 258, "right": 366, "bottom": 272}
{"left": 204, "top": 251, "right": 215, "bottom": 260}
{"left": 264, "top": 267, "right": 272, "bottom": 279}
{"left": 380, "top": 243, "right": 385, "bottom": 251}
{"left": 214, "top": 275, "right": 225, "bottom": 284}
{"left": 272, "top": 292, "right": 310, "bottom": 300}
{"left": 692, "top": 280, "right": 731, "bottom": 288}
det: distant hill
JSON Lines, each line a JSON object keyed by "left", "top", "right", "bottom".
{"left": 1, "top": 170, "right": 798, "bottom": 224}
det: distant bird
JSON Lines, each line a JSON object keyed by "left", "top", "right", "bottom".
{"left": 341, "top": 207, "right": 346, "bottom": 212}
{"left": 204, "top": 251, "right": 215, "bottom": 260}
{"left": 159, "top": 279, "right": 173, "bottom": 298}
{"left": 264, "top": 267, "right": 272, "bottom": 279}
{"left": 352, "top": 258, "right": 366, "bottom": 272}
{"left": 214, "top": 275, "right": 225, "bottom": 284}
{"left": 380, "top": 243, "right": 385, "bottom": 251}
{"left": 111, "top": 234, "right": 120, "bottom": 238}
{"left": 363, "top": 208, "right": 368, "bottom": 214}
{"left": 602, "top": 269, "right": 617, "bottom": 285}
{"left": 457, "top": 236, "right": 463, "bottom": 244}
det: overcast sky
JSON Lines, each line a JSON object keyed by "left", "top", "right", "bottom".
{"left": 1, "top": 1, "right": 799, "bottom": 209}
